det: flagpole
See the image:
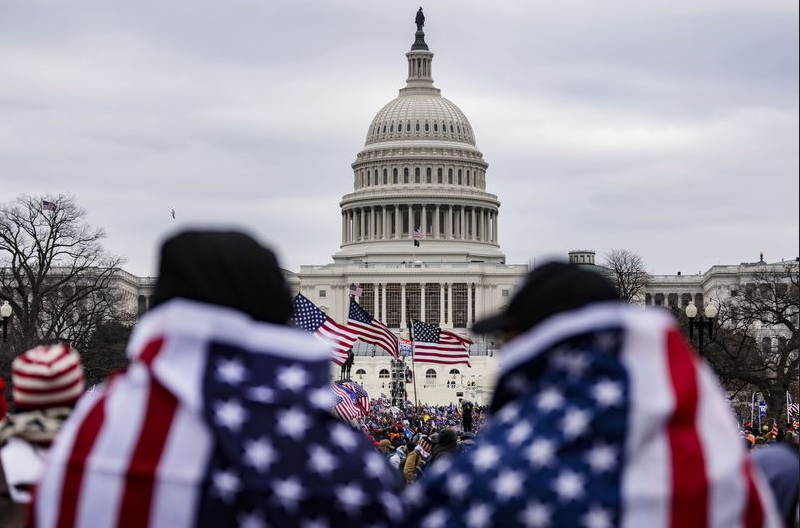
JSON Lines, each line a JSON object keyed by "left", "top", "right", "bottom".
{"left": 787, "top": 391, "right": 791, "bottom": 425}
{"left": 408, "top": 319, "right": 419, "bottom": 409}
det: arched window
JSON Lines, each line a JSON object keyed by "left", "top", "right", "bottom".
{"left": 355, "top": 369, "right": 366, "bottom": 378}
{"left": 457, "top": 169, "right": 462, "bottom": 185}
{"left": 379, "top": 369, "right": 390, "bottom": 379}
{"left": 424, "top": 122, "right": 429, "bottom": 132}
{"left": 448, "top": 168, "right": 453, "bottom": 184}
{"left": 437, "top": 168, "right": 443, "bottom": 183}
{"left": 373, "top": 170, "right": 378, "bottom": 186}
{"left": 450, "top": 124, "right": 454, "bottom": 133}
{"left": 416, "top": 122, "right": 420, "bottom": 132}
{"left": 406, "top": 123, "right": 411, "bottom": 132}
{"left": 393, "top": 168, "right": 398, "bottom": 184}
{"left": 426, "top": 167, "right": 432, "bottom": 183}
{"left": 404, "top": 168, "right": 409, "bottom": 184}
{"left": 433, "top": 123, "right": 438, "bottom": 132}
{"left": 425, "top": 369, "right": 437, "bottom": 379}
{"left": 449, "top": 368, "right": 460, "bottom": 376}
{"left": 383, "top": 168, "right": 388, "bottom": 185}
{"left": 415, "top": 167, "right": 420, "bottom": 183}
{"left": 390, "top": 124, "right": 394, "bottom": 132}
{"left": 382, "top": 125, "right": 386, "bottom": 133}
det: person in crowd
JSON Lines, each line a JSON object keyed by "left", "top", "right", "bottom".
{"left": 33, "top": 231, "right": 401, "bottom": 528}
{"left": 460, "top": 399, "right": 474, "bottom": 433}
{"left": 752, "top": 438, "right": 800, "bottom": 528}
{"left": 403, "top": 261, "right": 784, "bottom": 527}
{"left": 0, "top": 342, "right": 85, "bottom": 527}
{"left": 403, "top": 436, "right": 432, "bottom": 485}
{"left": 389, "top": 444, "right": 408, "bottom": 471}
{"left": 429, "top": 428, "right": 459, "bottom": 466}
{"left": 378, "top": 438, "right": 393, "bottom": 457}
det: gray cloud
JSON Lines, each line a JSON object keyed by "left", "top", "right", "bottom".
{"left": 1, "top": 0, "right": 797, "bottom": 276}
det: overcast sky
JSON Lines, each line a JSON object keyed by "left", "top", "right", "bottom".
{"left": 2, "top": 0, "right": 798, "bottom": 276}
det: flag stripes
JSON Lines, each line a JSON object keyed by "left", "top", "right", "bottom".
{"left": 290, "top": 294, "right": 357, "bottom": 365}
{"left": 347, "top": 299, "right": 399, "bottom": 358}
{"left": 411, "top": 320, "right": 472, "bottom": 366}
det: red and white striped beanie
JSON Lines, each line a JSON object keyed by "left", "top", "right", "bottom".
{"left": 11, "top": 343, "right": 85, "bottom": 410}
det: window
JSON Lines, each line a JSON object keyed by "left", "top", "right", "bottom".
{"left": 393, "top": 168, "right": 398, "bottom": 184}
{"left": 437, "top": 168, "right": 443, "bottom": 183}
{"left": 382, "top": 125, "right": 386, "bottom": 133}
{"left": 502, "top": 289, "right": 510, "bottom": 297}
{"left": 319, "top": 289, "right": 327, "bottom": 298}
{"left": 407, "top": 123, "right": 411, "bottom": 132}
{"left": 415, "top": 167, "right": 420, "bottom": 183}
{"left": 425, "top": 369, "right": 437, "bottom": 379}
{"left": 466, "top": 171, "right": 471, "bottom": 186}
{"left": 404, "top": 168, "right": 409, "bottom": 184}
{"left": 425, "top": 283, "right": 440, "bottom": 323}
{"left": 379, "top": 369, "right": 390, "bottom": 379}
{"left": 390, "top": 124, "right": 394, "bottom": 132}
{"left": 452, "top": 283, "right": 468, "bottom": 328}
{"left": 383, "top": 169, "right": 388, "bottom": 185}
{"left": 449, "top": 368, "right": 460, "bottom": 376}
{"left": 424, "top": 122, "right": 430, "bottom": 132}
{"left": 406, "top": 283, "right": 421, "bottom": 323}
{"left": 448, "top": 168, "right": 453, "bottom": 184}
{"left": 416, "top": 122, "right": 420, "bottom": 131}
{"left": 386, "top": 283, "right": 401, "bottom": 327}
{"left": 426, "top": 167, "right": 432, "bottom": 183}
{"left": 457, "top": 169, "right": 462, "bottom": 185}
{"left": 355, "top": 369, "right": 366, "bottom": 378}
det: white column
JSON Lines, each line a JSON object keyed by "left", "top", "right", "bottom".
{"left": 400, "top": 283, "right": 407, "bottom": 329}
{"left": 421, "top": 204, "right": 427, "bottom": 235}
{"left": 393, "top": 205, "right": 399, "bottom": 238}
{"left": 383, "top": 207, "right": 389, "bottom": 240}
{"left": 447, "top": 283, "right": 453, "bottom": 326}
{"left": 460, "top": 207, "right": 466, "bottom": 240}
{"left": 374, "top": 284, "right": 379, "bottom": 316}
{"left": 381, "top": 283, "right": 387, "bottom": 321}
{"left": 493, "top": 212, "right": 498, "bottom": 243}
{"left": 471, "top": 208, "right": 477, "bottom": 240}
{"left": 407, "top": 205, "right": 413, "bottom": 235}
{"left": 359, "top": 208, "right": 365, "bottom": 241}
{"left": 439, "top": 282, "right": 445, "bottom": 325}
{"left": 467, "top": 282, "right": 473, "bottom": 327}
{"left": 342, "top": 212, "right": 346, "bottom": 244}
{"left": 420, "top": 283, "right": 426, "bottom": 322}
{"left": 434, "top": 205, "right": 440, "bottom": 239}
{"left": 447, "top": 206, "right": 453, "bottom": 239}
{"left": 474, "top": 284, "right": 481, "bottom": 321}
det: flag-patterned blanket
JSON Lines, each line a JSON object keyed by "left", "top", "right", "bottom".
{"left": 33, "top": 299, "right": 400, "bottom": 528}
{"left": 404, "top": 302, "right": 783, "bottom": 528}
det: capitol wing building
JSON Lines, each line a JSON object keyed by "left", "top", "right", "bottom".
{"left": 284, "top": 18, "right": 528, "bottom": 405}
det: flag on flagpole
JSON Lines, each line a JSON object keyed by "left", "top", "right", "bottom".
{"left": 349, "top": 284, "right": 364, "bottom": 297}
{"left": 788, "top": 392, "right": 798, "bottom": 419}
{"left": 41, "top": 200, "right": 57, "bottom": 211}
{"left": 411, "top": 320, "right": 472, "bottom": 366}
{"left": 413, "top": 226, "right": 424, "bottom": 247}
{"left": 348, "top": 299, "right": 399, "bottom": 358}
{"left": 331, "top": 382, "right": 365, "bottom": 420}
{"left": 342, "top": 381, "right": 370, "bottom": 413}
{"left": 289, "top": 294, "right": 358, "bottom": 365}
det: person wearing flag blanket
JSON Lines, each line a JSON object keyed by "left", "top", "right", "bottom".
{"left": 33, "top": 231, "right": 401, "bottom": 528}
{"left": 404, "top": 262, "right": 784, "bottom": 528}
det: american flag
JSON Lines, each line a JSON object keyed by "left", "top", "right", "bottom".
{"left": 348, "top": 299, "right": 399, "bottom": 358}
{"left": 342, "top": 381, "right": 370, "bottom": 413}
{"left": 33, "top": 299, "right": 401, "bottom": 528}
{"left": 403, "top": 304, "right": 783, "bottom": 528}
{"left": 411, "top": 320, "right": 472, "bottom": 366}
{"left": 289, "top": 293, "right": 358, "bottom": 365}
{"left": 331, "top": 384, "right": 362, "bottom": 422}
{"left": 413, "top": 226, "right": 425, "bottom": 239}
{"left": 349, "top": 284, "right": 363, "bottom": 297}
{"left": 788, "top": 393, "right": 798, "bottom": 419}
{"left": 41, "top": 199, "right": 57, "bottom": 211}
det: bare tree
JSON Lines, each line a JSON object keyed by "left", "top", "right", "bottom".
{"left": 603, "top": 248, "right": 651, "bottom": 303}
{"left": 0, "top": 195, "right": 125, "bottom": 372}
{"left": 702, "top": 261, "right": 799, "bottom": 424}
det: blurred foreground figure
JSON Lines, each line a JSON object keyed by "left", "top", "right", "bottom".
{"left": 0, "top": 344, "right": 84, "bottom": 527}
{"left": 33, "top": 231, "right": 400, "bottom": 528}
{"left": 405, "top": 262, "right": 783, "bottom": 528}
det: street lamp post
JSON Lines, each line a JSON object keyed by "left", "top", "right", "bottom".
{"left": 684, "top": 301, "right": 717, "bottom": 355}
{"left": 1, "top": 301, "right": 12, "bottom": 341}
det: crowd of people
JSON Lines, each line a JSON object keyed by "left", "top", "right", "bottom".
{"left": 0, "top": 230, "right": 797, "bottom": 528}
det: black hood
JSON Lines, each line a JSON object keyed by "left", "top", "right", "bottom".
{"left": 151, "top": 230, "right": 292, "bottom": 325}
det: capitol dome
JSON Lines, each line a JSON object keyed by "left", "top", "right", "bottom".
{"left": 365, "top": 94, "right": 476, "bottom": 146}
{"left": 334, "top": 11, "right": 505, "bottom": 265}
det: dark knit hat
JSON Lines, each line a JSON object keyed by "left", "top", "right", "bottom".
{"left": 472, "top": 261, "right": 618, "bottom": 335}
{"left": 152, "top": 230, "right": 292, "bottom": 325}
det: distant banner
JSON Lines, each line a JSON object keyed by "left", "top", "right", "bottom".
{"left": 399, "top": 338, "right": 412, "bottom": 357}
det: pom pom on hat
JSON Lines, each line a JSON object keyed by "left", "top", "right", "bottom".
{"left": 12, "top": 343, "right": 85, "bottom": 410}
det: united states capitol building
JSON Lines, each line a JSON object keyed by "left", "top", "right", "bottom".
{"left": 114, "top": 16, "right": 795, "bottom": 405}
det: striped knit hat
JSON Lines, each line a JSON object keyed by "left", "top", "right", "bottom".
{"left": 11, "top": 343, "right": 85, "bottom": 410}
